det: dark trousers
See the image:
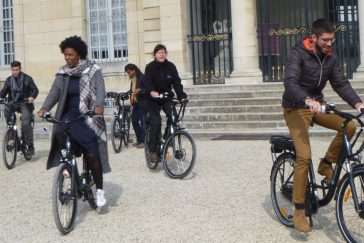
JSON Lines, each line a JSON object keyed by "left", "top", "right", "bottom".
{"left": 146, "top": 100, "right": 172, "bottom": 153}
{"left": 5, "top": 103, "right": 33, "bottom": 145}
{"left": 132, "top": 103, "right": 145, "bottom": 143}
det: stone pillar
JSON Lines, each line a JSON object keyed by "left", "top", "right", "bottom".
{"left": 159, "top": 0, "right": 193, "bottom": 86}
{"left": 226, "top": 0, "right": 262, "bottom": 84}
{"left": 353, "top": 0, "right": 364, "bottom": 80}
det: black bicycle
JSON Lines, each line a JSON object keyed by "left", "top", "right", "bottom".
{"left": 144, "top": 93, "right": 197, "bottom": 179}
{"left": 44, "top": 110, "right": 97, "bottom": 235}
{"left": 1, "top": 100, "right": 33, "bottom": 169}
{"left": 107, "top": 91, "right": 131, "bottom": 153}
{"left": 270, "top": 103, "right": 364, "bottom": 242}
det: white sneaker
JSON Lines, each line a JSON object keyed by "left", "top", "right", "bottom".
{"left": 96, "top": 189, "right": 106, "bottom": 207}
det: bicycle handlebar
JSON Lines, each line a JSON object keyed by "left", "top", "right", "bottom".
{"left": 44, "top": 110, "right": 95, "bottom": 125}
{"left": 0, "top": 98, "right": 30, "bottom": 107}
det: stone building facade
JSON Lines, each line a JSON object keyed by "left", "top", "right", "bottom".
{"left": 0, "top": 0, "right": 363, "bottom": 96}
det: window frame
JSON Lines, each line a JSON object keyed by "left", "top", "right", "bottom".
{"left": 0, "top": 0, "right": 15, "bottom": 68}
{"left": 86, "top": 0, "right": 128, "bottom": 62}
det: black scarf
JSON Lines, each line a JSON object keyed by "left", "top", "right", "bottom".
{"left": 10, "top": 73, "right": 24, "bottom": 102}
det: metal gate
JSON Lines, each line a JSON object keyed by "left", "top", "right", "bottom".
{"left": 187, "top": 0, "right": 233, "bottom": 85}
{"left": 257, "top": 0, "right": 360, "bottom": 81}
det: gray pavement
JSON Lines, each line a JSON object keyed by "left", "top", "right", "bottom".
{"left": 0, "top": 137, "right": 347, "bottom": 242}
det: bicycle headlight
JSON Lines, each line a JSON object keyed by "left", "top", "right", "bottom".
{"left": 13, "top": 125, "right": 17, "bottom": 130}
{"left": 61, "top": 149, "right": 67, "bottom": 158}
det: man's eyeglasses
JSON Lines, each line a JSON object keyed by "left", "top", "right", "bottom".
{"left": 319, "top": 37, "right": 336, "bottom": 44}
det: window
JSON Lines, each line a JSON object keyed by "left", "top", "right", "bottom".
{"left": 0, "top": 0, "right": 15, "bottom": 67}
{"left": 87, "top": 0, "right": 128, "bottom": 61}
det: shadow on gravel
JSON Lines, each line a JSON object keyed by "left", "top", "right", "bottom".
{"left": 262, "top": 191, "right": 345, "bottom": 242}
{"left": 75, "top": 181, "right": 123, "bottom": 226}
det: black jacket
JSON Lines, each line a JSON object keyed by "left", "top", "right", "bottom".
{"left": 0, "top": 72, "right": 39, "bottom": 110}
{"left": 282, "top": 38, "right": 361, "bottom": 108}
{"left": 144, "top": 59, "right": 187, "bottom": 101}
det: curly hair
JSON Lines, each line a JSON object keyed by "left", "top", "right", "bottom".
{"left": 59, "top": 36, "right": 88, "bottom": 59}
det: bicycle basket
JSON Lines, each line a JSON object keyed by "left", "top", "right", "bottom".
{"left": 270, "top": 135, "right": 295, "bottom": 153}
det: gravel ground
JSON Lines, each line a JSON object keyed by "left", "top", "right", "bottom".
{"left": 0, "top": 137, "right": 350, "bottom": 242}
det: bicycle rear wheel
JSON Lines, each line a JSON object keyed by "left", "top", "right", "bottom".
{"left": 336, "top": 166, "right": 364, "bottom": 242}
{"left": 52, "top": 163, "right": 77, "bottom": 235}
{"left": 111, "top": 117, "right": 122, "bottom": 153}
{"left": 163, "top": 130, "right": 196, "bottom": 179}
{"left": 3, "top": 129, "right": 17, "bottom": 169}
{"left": 271, "top": 153, "right": 295, "bottom": 227}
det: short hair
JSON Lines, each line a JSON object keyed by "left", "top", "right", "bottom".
{"left": 153, "top": 44, "right": 167, "bottom": 56}
{"left": 312, "top": 18, "right": 336, "bottom": 36}
{"left": 59, "top": 36, "right": 88, "bottom": 59}
{"left": 11, "top": 61, "right": 21, "bottom": 68}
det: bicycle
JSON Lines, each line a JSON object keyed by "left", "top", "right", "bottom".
{"left": 144, "top": 93, "right": 197, "bottom": 179}
{"left": 270, "top": 103, "right": 364, "bottom": 242}
{"left": 1, "top": 100, "right": 34, "bottom": 169}
{"left": 106, "top": 91, "right": 131, "bottom": 153}
{"left": 44, "top": 110, "right": 98, "bottom": 235}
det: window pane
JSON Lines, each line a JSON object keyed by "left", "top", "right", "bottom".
{"left": 87, "top": 0, "right": 127, "bottom": 60}
{"left": 98, "top": 0, "right": 106, "bottom": 9}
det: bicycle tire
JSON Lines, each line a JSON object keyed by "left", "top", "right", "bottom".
{"left": 163, "top": 130, "right": 196, "bottom": 179}
{"left": 52, "top": 163, "right": 77, "bottom": 235}
{"left": 336, "top": 166, "right": 364, "bottom": 242}
{"left": 144, "top": 126, "right": 158, "bottom": 169}
{"left": 270, "top": 153, "right": 295, "bottom": 227}
{"left": 123, "top": 111, "right": 131, "bottom": 147}
{"left": 3, "top": 129, "right": 17, "bottom": 169}
{"left": 111, "top": 116, "right": 122, "bottom": 153}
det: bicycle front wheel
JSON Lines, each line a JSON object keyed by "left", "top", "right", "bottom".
{"left": 163, "top": 130, "right": 196, "bottom": 179}
{"left": 3, "top": 129, "right": 17, "bottom": 169}
{"left": 111, "top": 117, "right": 122, "bottom": 153}
{"left": 270, "top": 153, "right": 295, "bottom": 227}
{"left": 336, "top": 166, "right": 364, "bottom": 242}
{"left": 52, "top": 163, "right": 77, "bottom": 235}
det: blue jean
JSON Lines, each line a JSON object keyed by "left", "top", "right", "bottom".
{"left": 132, "top": 103, "right": 145, "bottom": 143}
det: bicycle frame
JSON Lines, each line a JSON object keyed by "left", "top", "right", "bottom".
{"left": 308, "top": 109, "right": 364, "bottom": 215}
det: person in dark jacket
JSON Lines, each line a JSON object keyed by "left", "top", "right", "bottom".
{"left": 125, "top": 63, "right": 146, "bottom": 148}
{"left": 144, "top": 44, "right": 187, "bottom": 164}
{"left": 282, "top": 18, "right": 364, "bottom": 232}
{"left": 37, "top": 36, "right": 110, "bottom": 208}
{"left": 0, "top": 61, "right": 39, "bottom": 155}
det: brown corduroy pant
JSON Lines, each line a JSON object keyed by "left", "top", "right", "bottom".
{"left": 283, "top": 108, "right": 356, "bottom": 204}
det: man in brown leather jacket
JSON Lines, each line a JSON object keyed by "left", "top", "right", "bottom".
{"left": 282, "top": 18, "right": 364, "bottom": 232}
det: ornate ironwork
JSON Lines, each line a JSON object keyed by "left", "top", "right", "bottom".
{"left": 269, "top": 27, "right": 307, "bottom": 36}
{"left": 269, "top": 24, "right": 347, "bottom": 37}
{"left": 187, "top": 33, "right": 230, "bottom": 42}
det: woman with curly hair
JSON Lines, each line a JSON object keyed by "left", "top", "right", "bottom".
{"left": 37, "top": 36, "right": 110, "bottom": 207}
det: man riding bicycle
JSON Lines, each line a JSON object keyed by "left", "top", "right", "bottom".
{"left": 144, "top": 44, "right": 187, "bottom": 163}
{"left": 0, "top": 61, "right": 39, "bottom": 156}
{"left": 282, "top": 18, "right": 364, "bottom": 233}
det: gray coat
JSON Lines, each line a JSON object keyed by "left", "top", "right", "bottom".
{"left": 42, "top": 71, "right": 111, "bottom": 173}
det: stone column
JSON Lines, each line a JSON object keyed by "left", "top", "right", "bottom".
{"left": 226, "top": 0, "right": 262, "bottom": 84}
{"left": 159, "top": 0, "right": 193, "bottom": 86}
{"left": 353, "top": 0, "right": 364, "bottom": 79}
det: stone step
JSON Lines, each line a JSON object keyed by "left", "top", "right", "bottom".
{"left": 187, "top": 87, "right": 364, "bottom": 100}
{"left": 184, "top": 80, "right": 364, "bottom": 94}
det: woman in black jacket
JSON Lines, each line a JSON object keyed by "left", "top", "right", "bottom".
{"left": 144, "top": 44, "right": 187, "bottom": 164}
